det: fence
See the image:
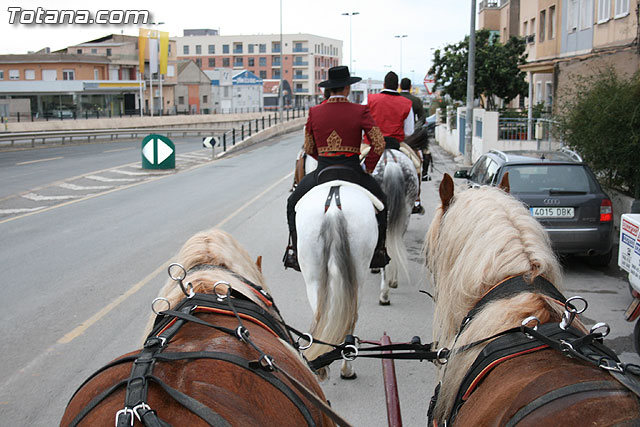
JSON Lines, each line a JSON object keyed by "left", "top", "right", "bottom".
{"left": 498, "top": 117, "right": 558, "bottom": 142}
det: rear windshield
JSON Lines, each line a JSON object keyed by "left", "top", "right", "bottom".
{"left": 503, "top": 164, "right": 598, "bottom": 193}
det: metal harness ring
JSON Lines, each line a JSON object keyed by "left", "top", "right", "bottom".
{"left": 341, "top": 344, "right": 358, "bottom": 361}
{"left": 167, "top": 263, "right": 187, "bottom": 281}
{"left": 213, "top": 281, "right": 231, "bottom": 300}
{"left": 297, "top": 333, "right": 313, "bottom": 350}
{"left": 590, "top": 322, "right": 610, "bottom": 338}
{"left": 436, "top": 347, "right": 449, "bottom": 365}
{"left": 521, "top": 316, "right": 540, "bottom": 339}
{"left": 151, "top": 297, "right": 171, "bottom": 316}
{"left": 565, "top": 296, "right": 588, "bottom": 314}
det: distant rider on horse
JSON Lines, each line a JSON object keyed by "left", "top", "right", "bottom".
{"left": 284, "top": 65, "right": 390, "bottom": 272}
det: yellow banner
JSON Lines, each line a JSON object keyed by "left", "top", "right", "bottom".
{"left": 138, "top": 28, "right": 150, "bottom": 75}
{"left": 159, "top": 31, "right": 169, "bottom": 75}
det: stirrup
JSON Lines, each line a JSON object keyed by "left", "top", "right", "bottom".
{"left": 283, "top": 246, "right": 301, "bottom": 272}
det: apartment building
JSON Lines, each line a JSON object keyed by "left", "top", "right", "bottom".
{"left": 177, "top": 31, "right": 342, "bottom": 107}
{"left": 0, "top": 52, "right": 142, "bottom": 118}
{"left": 478, "top": 0, "right": 522, "bottom": 42}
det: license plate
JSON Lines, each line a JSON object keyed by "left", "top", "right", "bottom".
{"left": 530, "top": 207, "right": 574, "bottom": 218}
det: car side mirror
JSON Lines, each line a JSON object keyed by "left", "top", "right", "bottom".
{"left": 454, "top": 170, "right": 469, "bottom": 179}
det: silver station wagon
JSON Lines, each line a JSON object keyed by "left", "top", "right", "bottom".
{"left": 455, "top": 149, "right": 614, "bottom": 266}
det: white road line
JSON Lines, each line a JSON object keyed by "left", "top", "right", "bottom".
{"left": 16, "top": 157, "right": 63, "bottom": 166}
{"left": 104, "top": 147, "right": 134, "bottom": 153}
{"left": 112, "top": 169, "right": 172, "bottom": 176}
{"left": 86, "top": 175, "right": 138, "bottom": 183}
{"left": 177, "top": 153, "right": 207, "bottom": 159}
{"left": 0, "top": 207, "right": 46, "bottom": 214}
{"left": 23, "top": 193, "right": 84, "bottom": 201}
{"left": 58, "top": 183, "right": 113, "bottom": 191}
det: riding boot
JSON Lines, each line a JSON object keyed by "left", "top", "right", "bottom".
{"left": 370, "top": 210, "right": 391, "bottom": 268}
{"left": 283, "top": 212, "right": 301, "bottom": 271}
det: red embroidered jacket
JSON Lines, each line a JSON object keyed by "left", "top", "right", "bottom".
{"left": 303, "top": 97, "right": 385, "bottom": 173}
{"left": 364, "top": 91, "right": 413, "bottom": 144}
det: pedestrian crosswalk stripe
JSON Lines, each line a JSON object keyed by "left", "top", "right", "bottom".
{"left": 0, "top": 207, "right": 46, "bottom": 214}
{"left": 59, "top": 183, "right": 113, "bottom": 191}
{"left": 23, "top": 193, "right": 85, "bottom": 201}
{"left": 86, "top": 175, "right": 138, "bottom": 182}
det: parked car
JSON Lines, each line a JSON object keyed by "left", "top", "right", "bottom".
{"left": 50, "top": 108, "right": 74, "bottom": 119}
{"left": 454, "top": 149, "right": 614, "bottom": 266}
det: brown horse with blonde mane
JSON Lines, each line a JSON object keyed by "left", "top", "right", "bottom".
{"left": 424, "top": 174, "right": 640, "bottom": 426}
{"left": 61, "top": 229, "right": 344, "bottom": 426}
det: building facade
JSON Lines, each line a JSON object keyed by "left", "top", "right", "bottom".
{"left": 175, "top": 60, "right": 213, "bottom": 114}
{"left": 176, "top": 31, "right": 342, "bottom": 107}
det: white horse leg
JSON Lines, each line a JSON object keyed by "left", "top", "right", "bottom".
{"left": 340, "top": 359, "right": 356, "bottom": 379}
{"left": 379, "top": 267, "right": 390, "bottom": 305}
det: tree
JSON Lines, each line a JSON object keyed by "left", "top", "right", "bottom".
{"left": 428, "top": 30, "right": 528, "bottom": 110}
{"left": 556, "top": 69, "right": 640, "bottom": 197}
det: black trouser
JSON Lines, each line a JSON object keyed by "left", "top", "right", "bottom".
{"left": 286, "top": 155, "right": 387, "bottom": 246}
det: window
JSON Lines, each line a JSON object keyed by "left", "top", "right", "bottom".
{"left": 42, "top": 69, "right": 56, "bottom": 81}
{"left": 222, "top": 58, "right": 230, "bottom": 67}
{"left": 234, "top": 43, "right": 243, "bottom": 53}
{"left": 91, "top": 48, "right": 97, "bottom": 54}
{"left": 248, "top": 44, "right": 255, "bottom": 53}
{"left": 0, "top": 70, "right": 3, "bottom": 80}
{"left": 63, "top": 69, "right": 75, "bottom": 80}
{"left": 202, "top": 95, "right": 208, "bottom": 103}
{"left": 567, "top": 0, "right": 578, "bottom": 31}
{"left": 259, "top": 70, "right": 266, "bottom": 79}
{"left": 248, "top": 57, "right": 255, "bottom": 67}
{"left": 545, "top": 82, "right": 553, "bottom": 107}
{"left": 183, "top": 45, "right": 189, "bottom": 55}
{"left": 580, "top": 0, "right": 593, "bottom": 29}
{"left": 234, "top": 57, "right": 243, "bottom": 67}
{"left": 531, "top": 17, "right": 536, "bottom": 40}
{"left": 273, "top": 70, "right": 280, "bottom": 79}
{"left": 208, "top": 44, "right": 215, "bottom": 54}
{"left": 223, "top": 86, "right": 229, "bottom": 97}
{"left": 259, "top": 57, "right": 266, "bottom": 66}
{"left": 615, "top": 0, "right": 629, "bottom": 17}
{"left": 272, "top": 56, "right": 281, "bottom": 66}
{"left": 195, "top": 58, "right": 202, "bottom": 67}
{"left": 484, "top": 160, "right": 499, "bottom": 185}
{"left": 208, "top": 58, "right": 215, "bottom": 67}
{"left": 24, "top": 69, "right": 35, "bottom": 80}
{"left": 599, "top": 0, "right": 611, "bottom": 21}
{"left": 223, "top": 44, "right": 229, "bottom": 54}
{"left": 168, "top": 44, "right": 172, "bottom": 53}
{"left": 77, "top": 49, "right": 82, "bottom": 54}
{"left": 94, "top": 69, "right": 99, "bottom": 80}
{"left": 195, "top": 45, "right": 202, "bottom": 54}
{"left": 259, "top": 44, "right": 266, "bottom": 53}
{"left": 539, "top": 10, "right": 546, "bottom": 42}
{"left": 272, "top": 42, "right": 280, "bottom": 53}
{"left": 523, "top": 20, "right": 528, "bottom": 36}
{"left": 178, "top": 96, "right": 184, "bottom": 105}
{"left": 549, "top": 6, "right": 557, "bottom": 39}
{"left": 536, "top": 81, "right": 542, "bottom": 104}
{"left": 167, "top": 65, "right": 175, "bottom": 77}
{"left": 106, "top": 48, "right": 112, "bottom": 56}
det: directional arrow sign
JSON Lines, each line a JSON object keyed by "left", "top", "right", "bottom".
{"left": 141, "top": 134, "right": 175, "bottom": 169}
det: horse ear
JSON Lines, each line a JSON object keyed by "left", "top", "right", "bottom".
{"left": 440, "top": 173, "right": 455, "bottom": 213}
{"left": 255, "top": 256, "right": 262, "bottom": 272}
{"left": 498, "top": 172, "right": 510, "bottom": 193}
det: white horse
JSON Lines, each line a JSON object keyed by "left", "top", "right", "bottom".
{"left": 296, "top": 181, "right": 381, "bottom": 380}
{"left": 372, "top": 149, "right": 419, "bottom": 304}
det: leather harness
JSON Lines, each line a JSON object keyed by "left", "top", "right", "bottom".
{"left": 66, "top": 266, "right": 353, "bottom": 427}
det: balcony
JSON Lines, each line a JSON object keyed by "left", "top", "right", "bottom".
{"left": 292, "top": 61, "right": 309, "bottom": 67}
{"left": 293, "top": 47, "right": 308, "bottom": 53}
{"left": 294, "top": 88, "right": 309, "bottom": 93}
{"left": 293, "top": 74, "right": 309, "bottom": 80}
{"left": 526, "top": 34, "right": 535, "bottom": 44}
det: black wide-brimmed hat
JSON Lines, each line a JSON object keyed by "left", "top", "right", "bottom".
{"left": 318, "top": 66, "right": 362, "bottom": 88}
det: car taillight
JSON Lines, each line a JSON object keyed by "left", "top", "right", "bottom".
{"left": 600, "top": 199, "right": 613, "bottom": 222}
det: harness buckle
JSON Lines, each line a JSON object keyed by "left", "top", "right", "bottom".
{"left": 133, "top": 402, "right": 151, "bottom": 422}
{"left": 115, "top": 408, "right": 135, "bottom": 427}
{"left": 599, "top": 358, "right": 624, "bottom": 373}
{"left": 236, "top": 326, "right": 249, "bottom": 343}
{"left": 258, "top": 354, "right": 275, "bottom": 371}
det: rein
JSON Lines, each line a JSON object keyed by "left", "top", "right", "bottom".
{"left": 67, "top": 264, "right": 354, "bottom": 427}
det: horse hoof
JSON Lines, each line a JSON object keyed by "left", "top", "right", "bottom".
{"left": 379, "top": 299, "right": 390, "bottom": 306}
{"left": 340, "top": 372, "right": 357, "bottom": 380}
{"left": 371, "top": 268, "right": 380, "bottom": 274}
{"left": 389, "top": 281, "right": 398, "bottom": 289}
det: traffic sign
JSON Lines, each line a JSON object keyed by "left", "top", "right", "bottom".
{"left": 141, "top": 134, "right": 175, "bottom": 169}
{"left": 424, "top": 74, "right": 435, "bottom": 95}
{"left": 202, "top": 136, "right": 219, "bottom": 148}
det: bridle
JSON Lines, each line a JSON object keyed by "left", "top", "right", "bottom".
{"left": 66, "top": 263, "right": 353, "bottom": 427}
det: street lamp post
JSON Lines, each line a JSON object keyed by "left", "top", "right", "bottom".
{"left": 394, "top": 35, "right": 408, "bottom": 78}
{"left": 464, "top": 0, "right": 476, "bottom": 166}
{"left": 279, "top": 0, "right": 284, "bottom": 122}
{"left": 341, "top": 12, "right": 359, "bottom": 75}
{"left": 151, "top": 21, "right": 165, "bottom": 116}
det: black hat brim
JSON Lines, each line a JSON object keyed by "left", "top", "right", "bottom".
{"left": 318, "top": 76, "right": 362, "bottom": 88}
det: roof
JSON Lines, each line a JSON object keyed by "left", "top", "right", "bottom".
{"left": 0, "top": 53, "right": 111, "bottom": 64}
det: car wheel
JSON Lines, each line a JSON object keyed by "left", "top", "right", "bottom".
{"left": 587, "top": 249, "right": 612, "bottom": 267}
{"left": 635, "top": 320, "right": 640, "bottom": 357}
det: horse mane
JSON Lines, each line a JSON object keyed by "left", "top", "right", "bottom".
{"left": 142, "top": 229, "right": 267, "bottom": 339}
{"left": 424, "top": 185, "right": 575, "bottom": 423}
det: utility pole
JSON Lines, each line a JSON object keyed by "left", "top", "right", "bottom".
{"left": 464, "top": 0, "right": 476, "bottom": 166}
{"left": 394, "top": 35, "right": 408, "bottom": 77}
{"left": 279, "top": 0, "right": 284, "bottom": 122}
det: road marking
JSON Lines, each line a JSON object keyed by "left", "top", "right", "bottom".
{"left": 86, "top": 175, "right": 138, "bottom": 182}
{"left": 112, "top": 169, "right": 172, "bottom": 176}
{"left": 23, "top": 192, "right": 84, "bottom": 201}
{"left": 0, "top": 207, "right": 46, "bottom": 214}
{"left": 58, "top": 183, "right": 113, "bottom": 191}
{"left": 16, "top": 156, "right": 63, "bottom": 166}
{"left": 104, "top": 147, "right": 134, "bottom": 153}
{"left": 57, "top": 171, "right": 294, "bottom": 344}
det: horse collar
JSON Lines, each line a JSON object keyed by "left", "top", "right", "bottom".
{"left": 324, "top": 185, "right": 342, "bottom": 213}
{"left": 459, "top": 275, "right": 566, "bottom": 333}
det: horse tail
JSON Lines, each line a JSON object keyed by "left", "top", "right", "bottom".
{"left": 305, "top": 206, "right": 358, "bottom": 376}
{"left": 383, "top": 162, "right": 411, "bottom": 285}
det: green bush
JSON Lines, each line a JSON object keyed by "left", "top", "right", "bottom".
{"left": 556, "top": 69, "right": 640, "bottom": 197}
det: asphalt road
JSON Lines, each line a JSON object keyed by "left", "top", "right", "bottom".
{"left": 0, "top": 132, "right": 638, "bottom": 426}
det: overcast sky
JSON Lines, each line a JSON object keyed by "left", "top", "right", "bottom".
{"left": 2, "top": 0, "right": 475, "bottom": 82}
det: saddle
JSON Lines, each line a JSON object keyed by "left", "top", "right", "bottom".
{"left": 316, "top": 164, "right": 360, "bottom": 185}
{"left": 295, "top": 180, "right": 385, "bottom": 212}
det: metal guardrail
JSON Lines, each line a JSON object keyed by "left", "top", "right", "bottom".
{"left": 0, "top": 108, "right": 307, "bottom": 150}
